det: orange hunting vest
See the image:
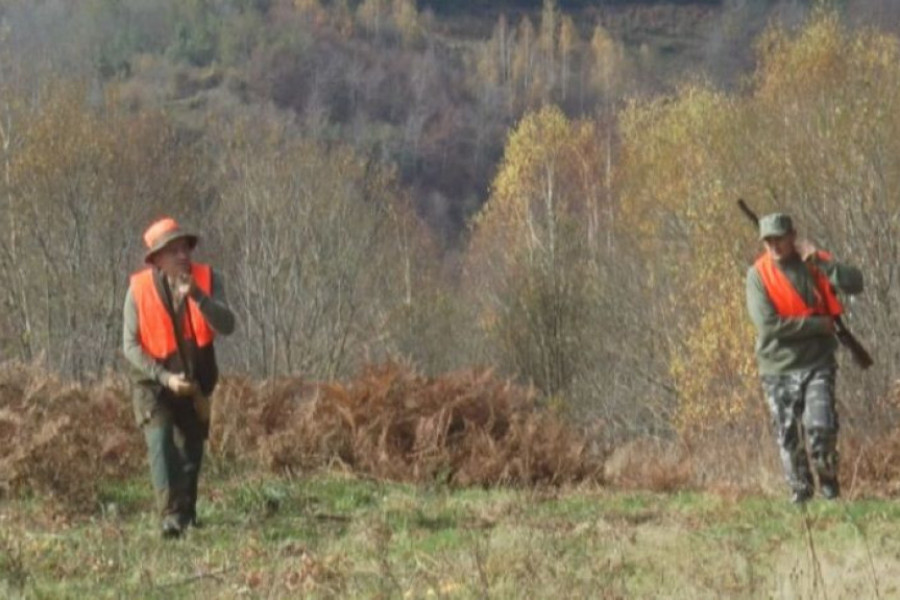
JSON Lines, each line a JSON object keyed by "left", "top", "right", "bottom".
{"left": 131, "top": 263, "right": 215, "bottom": 361}
{"left": 754, "top": 252, "right": 842, "bottom": 318}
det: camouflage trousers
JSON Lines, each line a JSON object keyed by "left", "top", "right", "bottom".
{"left": 132, "top": 384, "right": 205, "bottom": 523}
{"left": 761, "top": 366, "right": 839, "bottom": 496}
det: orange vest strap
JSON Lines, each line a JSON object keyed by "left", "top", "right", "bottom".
{"left": 755, "top": 252, "right": 843, "bottom": 318}
{"left": 131, "top": 263, "right": 216, "bottom": 361}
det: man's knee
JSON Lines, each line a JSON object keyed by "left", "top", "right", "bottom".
{"left": 807, "top": 427, "right": 838, "bottom": 454}
{"left": 804, "top": 368, "right": 838, "bottom": 428}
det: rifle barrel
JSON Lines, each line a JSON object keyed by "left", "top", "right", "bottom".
{"left": 737, "top": 199, "right": 759, "bottom": 226}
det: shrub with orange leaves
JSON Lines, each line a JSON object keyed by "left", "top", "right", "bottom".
{"left": 2, "top": 360, "right": 602, "bottom": 516}
{"left": 235, "top": 363, "right": 604, "bottom": 487}
{"left": 0, "top": 363, "right": 143, "bottom": 513}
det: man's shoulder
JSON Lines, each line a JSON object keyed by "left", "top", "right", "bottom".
{"left": 126, "top": 267, "right": 154, "bottom": 292}
{"left": 129, "top": 266, "right": 154, "bottom": 283}
{"left": 193, "top": 262, "right": 219, "bottom": 276}
{"left": 207, "top": 266, "right": 226, "bottom": 284}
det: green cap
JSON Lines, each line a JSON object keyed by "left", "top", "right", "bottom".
{"left": 758, "top": 213, "right": 794, "bottom": 240}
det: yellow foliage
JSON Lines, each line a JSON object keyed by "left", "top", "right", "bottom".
{"left": 618, "top": 83, "right": 738, "bottom": 249}
{"left": 558, "top": 15, "right": 578, "bottom": 58}
{"left": 619, "top": 9, "right": 900, "bottom": 437}
{"left": 590, "top": 24, "right": 626, "bottom": 97}
{"left": 356, "top": 0, "right": 389, "bottom": 34}
{"left": 392, "top": 0, "right": 422, "bottom": 47}
{"left": 466, "top": 105, "right": 614, "bottom": 396}
{"left": 619, "top": 86, "right": 759, "bottom": 432}
{"left": 754, "top": 11, "right": 848, "bottom": 104}
{"left": 471, "top": 105, "right": 607, "bottom": 277}
{"left": 670, "top": 279, "right": 760, "bottom": 435}
{"left": 752, "top": 10, "right": 900, "bottom": 109}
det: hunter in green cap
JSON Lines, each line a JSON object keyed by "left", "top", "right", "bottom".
{"left": 123, "top": 217, "right": 236, "bottom": 538}
{"left": 746, "top": 211, "right": 863, "bottom": 504}
{"left": 757, "top": 213, "right": 794, "bottom": 240}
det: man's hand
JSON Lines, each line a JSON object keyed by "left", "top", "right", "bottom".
{"left": 166, "top": 373, "right": 198, "bottom": 397}
{"left": 795, "top": 239, "right": 818, "bottom": 262}
{"left": 175, "top": 272, "right": 198, "bottom": 299}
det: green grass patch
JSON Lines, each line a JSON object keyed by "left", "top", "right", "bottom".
{"left": 96, "top": 477, "right": 153, "bottom": 517}
{"left": 6, "top": 470, "right": 900, "bottom": 598}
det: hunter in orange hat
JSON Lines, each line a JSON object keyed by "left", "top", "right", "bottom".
{"left": 123, "top": 217, "right": 235, "bottom": 538}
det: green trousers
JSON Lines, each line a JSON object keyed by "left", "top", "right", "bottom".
{"left": 132, "top": 384, "right": 206, "bottom": 522}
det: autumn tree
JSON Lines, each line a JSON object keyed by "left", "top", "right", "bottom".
{"left": 511, "top": 16, "right": 537, "bottom": 110}
{"left": 468, "top": 106, "right": 608, "bottom": 403}
{"left": 618, "top": 10, "right": 900, "bottom": 440}
{"left": 209, "top": 111, "right": 428, "bottom": 379}
{"left": 0, "top": 80, "right": 206, "bottom": 378}
{"left": 558, "top": 15, "right": 578, "bottom": 103}
{"left": 356, "top": 0, "right": 390, "bottom": 41}
{"left": 749, "top": 11, "right": 900, "bottom": 420}
{"left": 537, "top": 0, "right": 558, "bottom": 101}
{"left": 589, "top": 24, "right": 627, "bottom": 105}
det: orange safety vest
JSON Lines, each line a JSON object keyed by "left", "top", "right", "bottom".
{"left": 754, "top": 251, "right": 842, "bottom": 318}
{"left": 131, "top": 263, "right": 216, "bottom": 361}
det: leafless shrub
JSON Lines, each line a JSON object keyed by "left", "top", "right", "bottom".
{"left": 840, "top": 431, "right": 900, "bottom": 499}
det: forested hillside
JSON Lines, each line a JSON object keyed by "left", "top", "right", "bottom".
{"left": 0, "top": 0, "right": 784, "bottom": 244}
{"left": 8, "top": 5, "right": 900, "bottom": 597}
{"left": 0, "top": 0, "right": 900, "bottom": 449}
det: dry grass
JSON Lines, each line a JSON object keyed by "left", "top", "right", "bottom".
{"left": 0, "top": 363, "right": 142, "bottom": 513}
{"left": 603, "top": 438, "right": 693, "bottom": 492}
{"left": 2, "top": 362, "right": 603, "bottom": 515}
{"left": 840, "top": 431, "right": 900, "bottom": 498}
{"left": 6, "top": 359, "right": 900, "bottom": 517}
{"left": 213, "top": 364, "right": 603, "bottom": 487}
{"left": 603, "top": 416, "right": 900, "bottom": 502}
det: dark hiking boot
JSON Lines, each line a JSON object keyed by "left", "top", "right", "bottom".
{"left": 791, "top": 488, "right": 813, "bottom": 505}
{"left": 161, "top": 515, "right": 183, "bottom": 539}
{"left": 187, "top": 515, "right": 204, "bottom": 529}
{"left": 179, "top": 510, "right": 203, "bottom": 529}
{"left": 820, "top": 479, "right": 840, "bottom": 500}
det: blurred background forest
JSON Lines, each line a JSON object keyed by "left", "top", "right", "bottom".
{"left": 2, "top": 0, "right": 900, "bottom": 455}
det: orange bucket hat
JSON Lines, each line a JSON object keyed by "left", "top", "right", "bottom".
{"left": 142, "top": 217, "right": 198, "bottom": 263}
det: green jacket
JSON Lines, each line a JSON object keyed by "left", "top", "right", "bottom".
{"left": 746, "top": 252, "right": 863, "bottom": 375}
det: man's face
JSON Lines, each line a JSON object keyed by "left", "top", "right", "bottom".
{"left": 763, "top": 231, "right": 797, "bottom": 262}
{"left": 152, "top": 238, "right": 193, "bottom": 278}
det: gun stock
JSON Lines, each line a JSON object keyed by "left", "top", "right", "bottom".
{"left": 737, "top": 199, "right": 873, "bottom": 370}
{"left": 836, "top": 325, "right": 874, "bottom": 369}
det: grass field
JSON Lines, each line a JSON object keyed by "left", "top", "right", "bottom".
{"left": 3, "top": 466, "right": 899, "bottom": 599}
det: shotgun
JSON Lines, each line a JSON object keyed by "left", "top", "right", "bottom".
{"left": 737, "top": 199, "right": 873, "bottom": 370}
{"left": 181, "top": 275, "right": 212, "bottom": 433}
